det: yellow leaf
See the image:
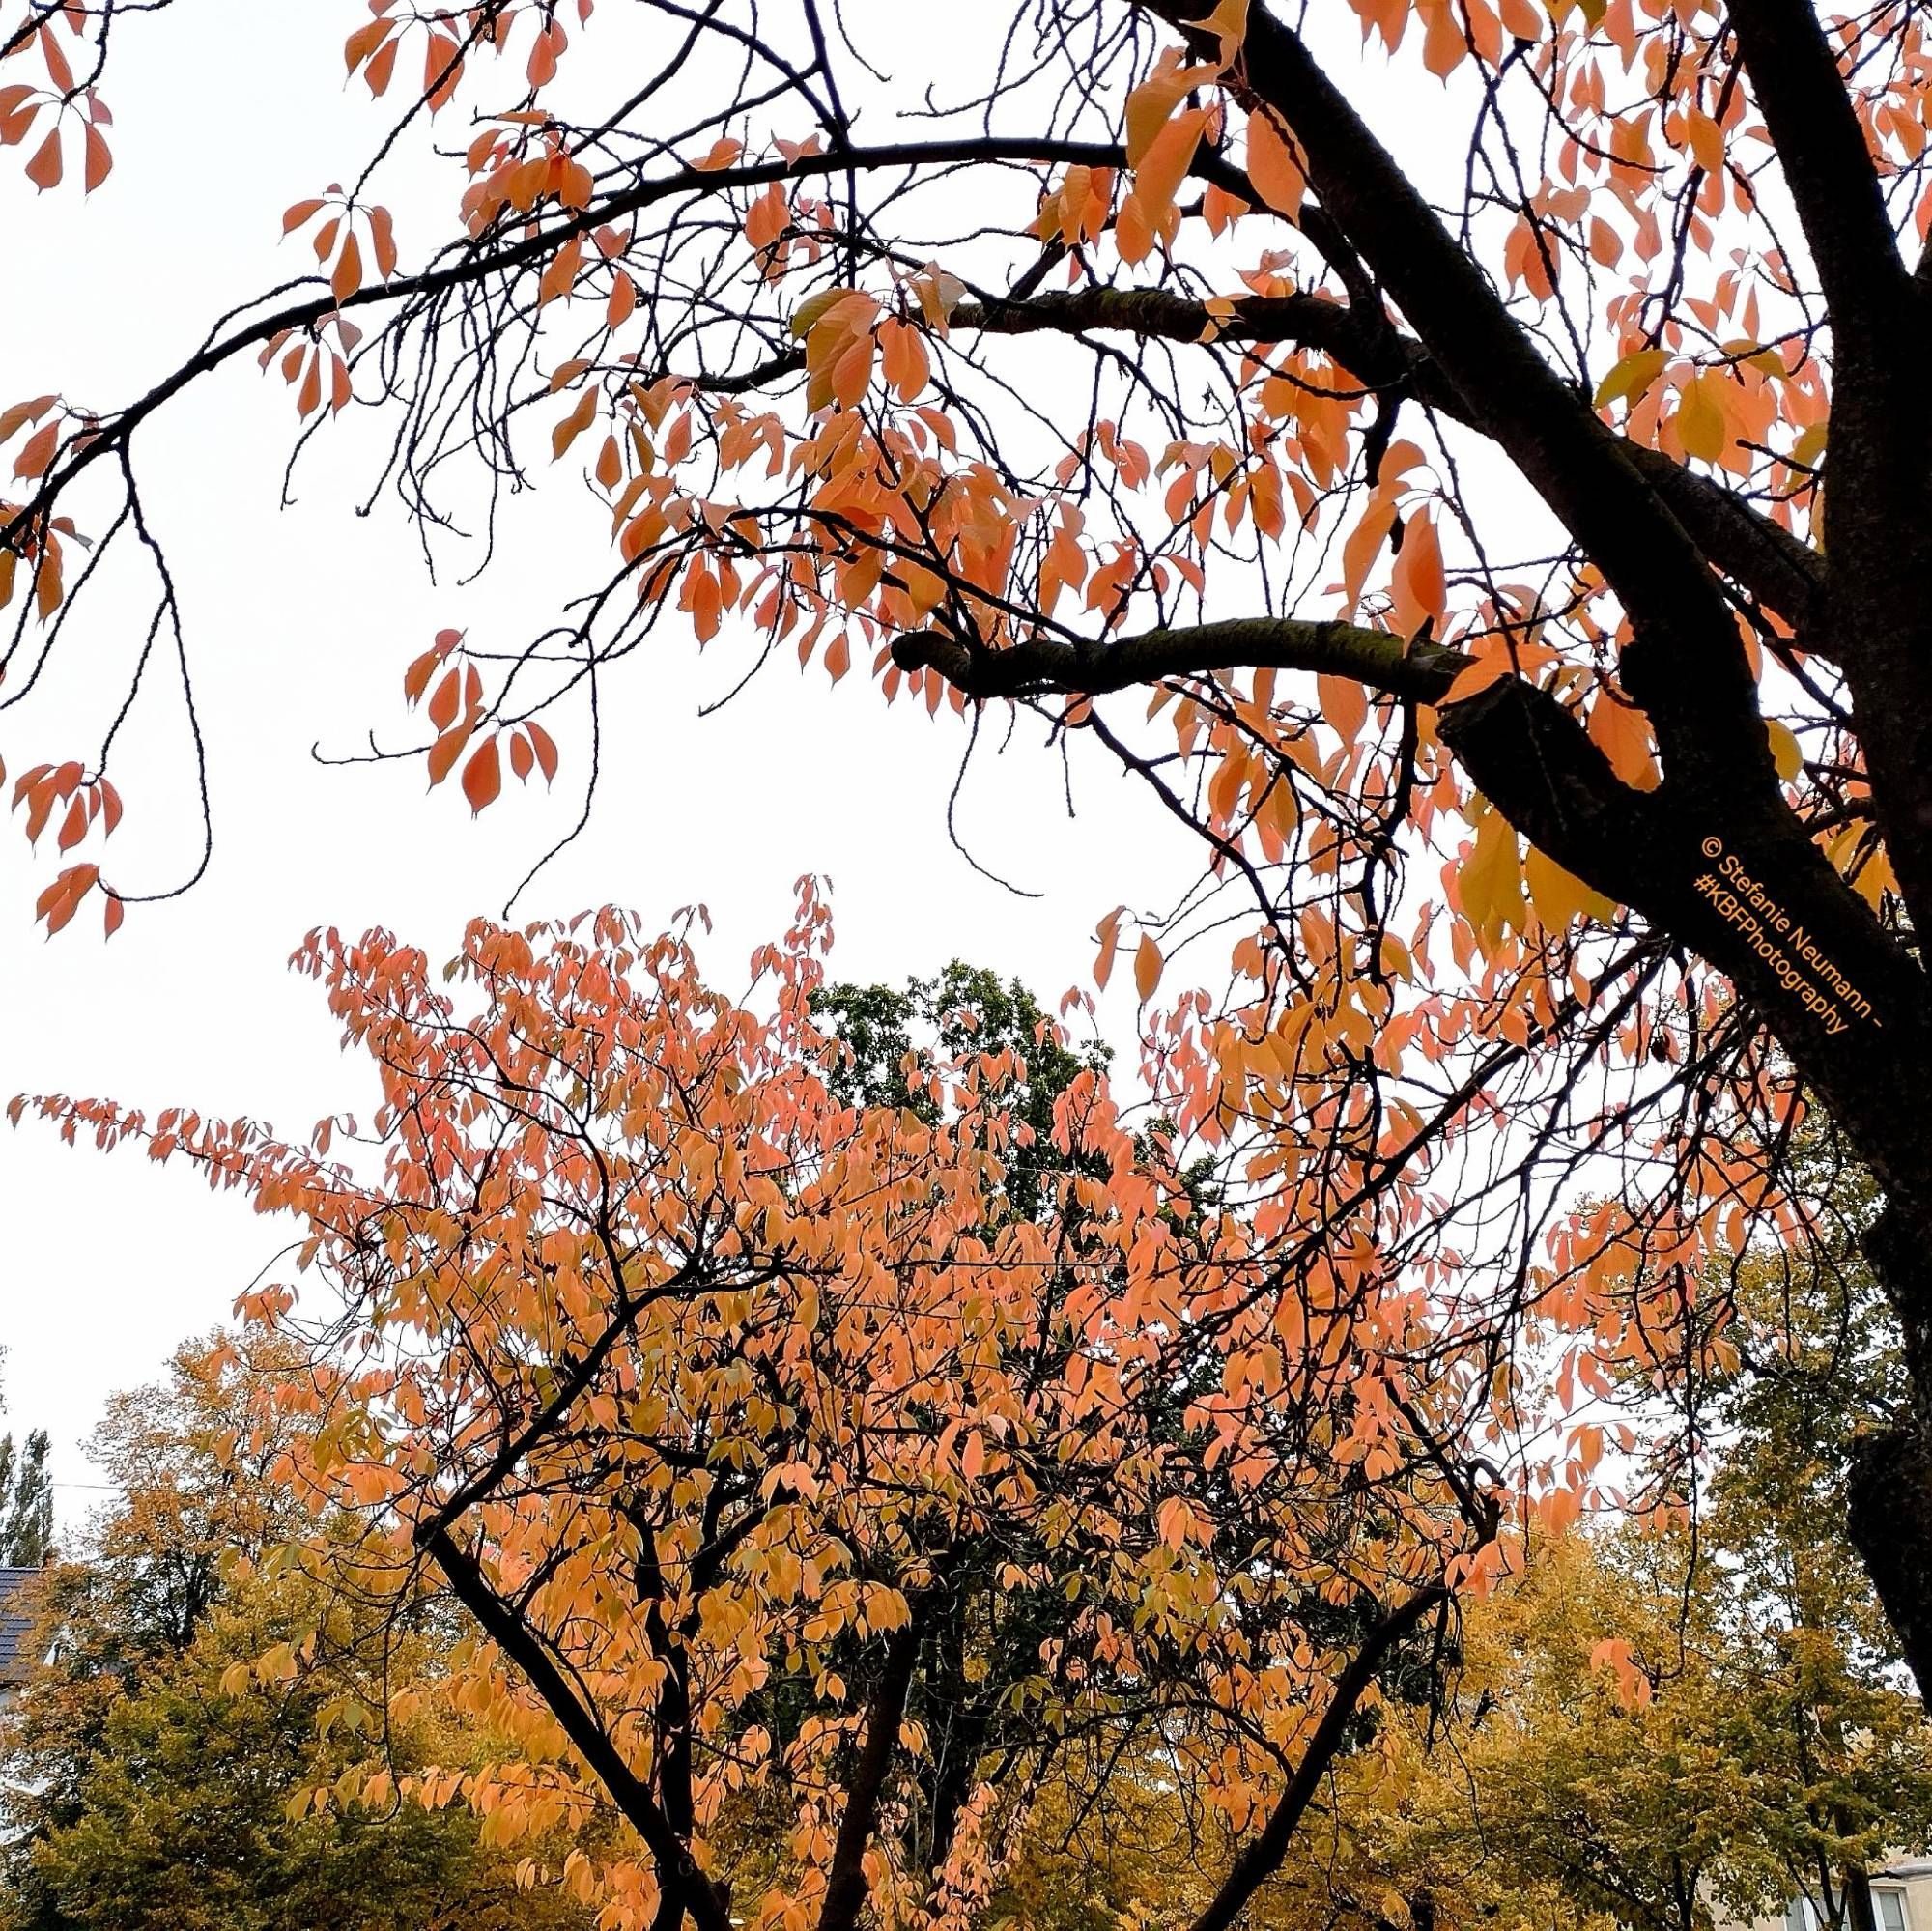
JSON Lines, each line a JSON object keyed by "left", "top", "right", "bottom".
{"left": 1765, "top": 718, "right": 1803, "bottom": 782}
{"left": 789, "top": 286, "right": 851, "bottom": 340}
{"left": 1461, "top": 806, "right": 1527, "bottom": 949}
{"left": 1676, "top": 371, "right": 1727, "bottom": 463}
{"left": 1525, "top": 844, "right": 1614, "bottom": 929}
{"left": 1198, "top": 0, "right": 1250, "bottom": 62}
{"left": 1592, "top": 347, "right": 1668, "bottom": 412}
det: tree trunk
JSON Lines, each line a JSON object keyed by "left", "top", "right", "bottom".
{"left": 1845, "top": 1208, "right": 1932, "bottom": 1703}
{"left": 1841, "top": 1868, "right": 1880, "bottom": 1931}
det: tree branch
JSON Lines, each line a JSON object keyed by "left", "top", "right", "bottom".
{"left": 1146, "top": 0, "right": 1772, "bottom": 792}
{"left": 421, "top": 1523, "right": 730, "bottom": 1931}
{"left": 1725, "top": 0, "right": 1907, "bottom": 348}
{"left": 1725, "top": 0, "right": 1932, "bottom": 942}
{"left": 891, "top": 614, "right": 1467, "bottom": 704}
{"left": 1186, "top": 1583, "right": 1449, "bottom": 1931}
{"left": 946, "top": 282, "right": 1826, "bottom": 640}
{"left": 815, "top": 1599, "right": 932, "bottom": 1931}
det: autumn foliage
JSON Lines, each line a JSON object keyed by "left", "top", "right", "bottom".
{"left": 12, "top": 0, "right": 1932, "bottom": 1899}
{"left": 22, "top": 888, "right": 1504, "bottom": 1929}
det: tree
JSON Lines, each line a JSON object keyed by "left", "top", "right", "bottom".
{"left": 1690, "top": 1142, "right": 1932, "bottom": 1931}
{"left": 23, "top": 905, "right": 1497, "bottom": 1931}
{"left": 0, "top": 1331, "right": 598, "bottom": 1931}
{"left": 0, "top": 1428, "right": 51, "bottom": 1569}
{"left": 11, "top": 0, "right": 1932, "bottom": 1688}
{"left": 1267, "top": 1164, "right": 1932, "bottom": 1931}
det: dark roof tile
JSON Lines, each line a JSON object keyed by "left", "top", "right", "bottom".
{"left": 0, "top": 1566, "right": 43, "bottom": 1684}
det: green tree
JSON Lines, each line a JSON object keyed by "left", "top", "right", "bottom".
{"left": 1692, "top": 1141, "right": 1932, "bottom": 1931}
{"left": 813, "top": 962, "right": 1111, "bottom": 1223}
{"left": 0, "top": 1333, "right": 598, "bottom": 1931}
{"left": 0, "top": 1430, "right": 51, "bottom": 1569}
{"left": 1387, "top": 1140, "right": 1932, "bottom": 1931}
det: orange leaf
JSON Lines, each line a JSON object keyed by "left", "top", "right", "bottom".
{"left": 552, "top": 388, "right": 598, "bottom": 461}
{"left": 343, "top": 17, "right": 392, "bottom": 73}
{"left": 428, "top": 668, "right": 462, "bottom": 732}
{"left": 1134, "top": 932, "right": 1164, "bottom": 1002}
{"left": 363, "top": 34, "right": 399, "bottom": 97}
{"left": 424, "top": 34, "right": 464, "bottom": 110}
{"left": 403, "top": 641, "right": 448, "bottom": 705}
{"left": 1318, "top": 672, "right": 1369, "bottom": 744}
{"left": 1092, "top": 905, "right": 1126, "bottom": 988}
{"left": 1132, "top": 104, "right": 1209, "bottom": 226}
{"left": 14, "top": 420, "right": 60, "bottom": 479}
{"left": 1587, "top": 688, "right": 1661, "bottom": 791}
{"left": 1389, "top": 510, "right": 1446, "bottom": 636}
{"left": 879, "top": 320, "right": 929, "bottom": 402}
{"left": 0, "top": 395, "right": 55, "bottom": 440}
{"left": 1436, "top": 638, "right": 1511, "bottom": 707}
{"left": 1246, "top": 109, "right": 1305, "bottom": 220}
{"left": 37, "top": 862, "right": 97, "bottom": 937}
{"left": 367, "top": 205, "right": 398, "bottom": 279}
{"left": 1122, "top": 52, "right": 1215, "bottom": 167}
{"left": 526, "top": 721, "right": 558, "bottom": 783}
{"left": 331, "top": 229, "right": 363, "bottom": 304}
{"left": 1340, "top": 497, "right": 1396, "bottom": 612}
{"left": 426, "top": 721, "right": 473, "bottom": 787}
{"left": 527, "top": 20, "right": 565, "bottom": 87}
{"left": 82, "top": 124, "right": 110, "bottom": 193}
{"left": 829, "top": 334, "right": 876, "bottom": 412}
{"left": 24, "top": 126, "right": 61, "bottom": 192}
{"left": 56, "top": 792, "right": 87, "bottom": 851}
{"left": 461, "top": 735, "right": 501, "bottom": 814}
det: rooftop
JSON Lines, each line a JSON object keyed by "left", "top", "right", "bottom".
{"left": 0, "top": 1566, "right": 43, "bottom": 1686}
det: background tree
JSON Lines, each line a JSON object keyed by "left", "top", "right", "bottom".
{"left": 0, "top": 1331, "right": 599, "bottom": 1931}
{"left": 0, "top": 1429, "right": 51, "bottom": 1569}
{"left": 1690, "top": 1134, "right": 1931, "bottom": 1931}
{"left": 1281, "top": 1157, "right": 1932, "bottom": 1931}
